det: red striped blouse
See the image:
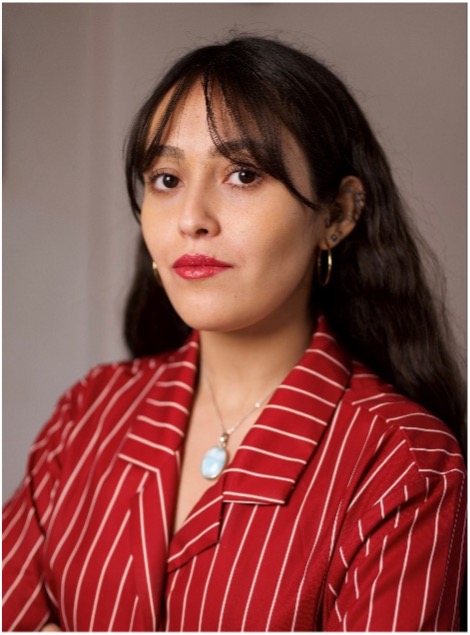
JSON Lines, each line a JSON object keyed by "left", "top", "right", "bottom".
{"left": 2, "top": 317, "right": 466, "bottom": 631}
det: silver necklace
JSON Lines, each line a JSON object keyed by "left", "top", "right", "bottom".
{"left": 200, "top": 377, "right": 274, "bottom": 480}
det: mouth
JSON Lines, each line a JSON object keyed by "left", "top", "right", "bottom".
{"left": 172, "top": 254, "right": 233, "bottom": 280}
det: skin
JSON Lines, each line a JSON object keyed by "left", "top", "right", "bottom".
{"left": 40, "top": 84, "right": 363, "bottom": 630}
{"left": 141, "top": 84, "right": 362, "bottom": 531}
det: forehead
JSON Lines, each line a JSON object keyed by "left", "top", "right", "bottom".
{"left": 146, "top": 83, "right": 306, "bottom": 165}
{"left": 147, "top": 82, "right": 244, "bottom": 147}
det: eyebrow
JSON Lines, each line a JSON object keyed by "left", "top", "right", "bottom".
{"left": 146, "top": 139, "right": 265, "bottom": 164}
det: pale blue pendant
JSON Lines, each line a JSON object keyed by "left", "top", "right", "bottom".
{"left": 201, "top": 445, "right": 228, "bottom": 480}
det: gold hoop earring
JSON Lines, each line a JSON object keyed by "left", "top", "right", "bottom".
{"left": 317, "top": 248, "right": 332, "bottom": 287}
{"left": 152, "top": 261, "right": 162, "bottom": 285}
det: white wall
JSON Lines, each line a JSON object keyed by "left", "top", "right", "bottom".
{"left": 3, "top": 3, "right": 466, "bottom": 500}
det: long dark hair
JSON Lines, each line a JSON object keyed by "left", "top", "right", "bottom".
{"left": 123, "top": 35, "right": 465, "bottom": 443}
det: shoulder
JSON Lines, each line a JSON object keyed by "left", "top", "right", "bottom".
{"left": 67, "top": 347, "right": 186, "bottom": 405}
{"left": 339, "top": 361, "right": 465, "bottom": 481}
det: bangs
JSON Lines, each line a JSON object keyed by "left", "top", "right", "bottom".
{"left": 128, "top": 65, "right": 320, "bottom": 217}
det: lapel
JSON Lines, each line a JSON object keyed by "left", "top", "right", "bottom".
{"left": 221, "top": 314, "right": 351, "bottom": 504}
{"left": 167, "top": 316, "right": 352, "bottom": 573}
{"left": 115, "top": 337, "right": 199, "bottom": 629}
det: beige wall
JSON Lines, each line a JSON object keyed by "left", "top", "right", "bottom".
{"left": 3, "top": 3, "right": 466, "bottom": 500}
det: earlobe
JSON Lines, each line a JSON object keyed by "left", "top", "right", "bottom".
{"left": 320, "top": 175, "right": 365, "bottom": 250}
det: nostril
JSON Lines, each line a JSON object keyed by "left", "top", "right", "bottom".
{"left": 195, "top": 228, "right": 209, "bottom": 235}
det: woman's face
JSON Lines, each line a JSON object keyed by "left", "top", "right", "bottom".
{"left": 141, "top": 85, "right": 326, "bottom": 336}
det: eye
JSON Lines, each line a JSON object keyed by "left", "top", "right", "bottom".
{"left": 226, "top": 168, "right": 261, "bottom": 187}
{"left": 148, "top": 172, "right": 180, "bottom": 191}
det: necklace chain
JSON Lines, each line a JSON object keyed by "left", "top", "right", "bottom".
{"left": 205, "top": 376, "right": 274, "bottom": 446}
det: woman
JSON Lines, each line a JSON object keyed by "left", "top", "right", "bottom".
{"left": 3, "top": 35, "right": 466, "bottom": 631}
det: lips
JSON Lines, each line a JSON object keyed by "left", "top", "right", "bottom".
{"left": 172, "top": 254, "right": 233, "bottom": 280}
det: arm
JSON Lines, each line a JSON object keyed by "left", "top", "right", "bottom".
{"left": 2, "top": 384, "right": 81, "bottom": 631}
{"left": 324, "top": 467, "right": 466, "bottom": 631}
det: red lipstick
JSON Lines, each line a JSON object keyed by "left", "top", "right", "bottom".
{"left": 172, "top": 254, "right": 232, "bottom": 280}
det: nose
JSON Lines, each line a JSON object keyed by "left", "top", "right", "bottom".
{"left": 178, "top": 180, "right": 221, "bottom": 239}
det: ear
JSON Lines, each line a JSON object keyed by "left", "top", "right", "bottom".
{"left": 318, "top": 176, "right": 365, "bottom": 250}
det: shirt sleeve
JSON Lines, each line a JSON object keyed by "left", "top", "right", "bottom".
{"left": 324, "top": 458, "right": 467, "bottom": 631}
{"left": 2, "top": 379, "right": 85, "bottom": 631}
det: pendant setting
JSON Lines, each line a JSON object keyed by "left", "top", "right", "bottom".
{"left": 201, "top": 433, "right": 229, "bottom": 480}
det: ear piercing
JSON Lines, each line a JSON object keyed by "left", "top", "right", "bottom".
{"left": 330, "top": 234, "right": 338, "bottom": 243}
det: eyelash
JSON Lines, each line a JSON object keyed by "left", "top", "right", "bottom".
{"left": 145, "top": 165, "right": 263, "bottom": 194}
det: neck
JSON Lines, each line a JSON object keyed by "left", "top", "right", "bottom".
{"left": 198, "top": 313, "right": 315, "bottom": 412}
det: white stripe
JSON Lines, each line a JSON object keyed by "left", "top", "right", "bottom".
{"left": 155, "top": 380, "right": 194, "bottom": 393}
{"left": 165, "top": 568, "right": 181, "bottom": 630}
{"left": 8, "top": 578, "right": 44, "bottom": 631}
{"left": 136, "top": 415, "right": 185, "bottom": 437}
{"left": 394, "top": 505, "right": 401, "bottom": 529}
{"left": 335, "top": 601, "right": 343, "bottom": 623}
{"left": 2, "top": 508, "right": 36, "bottom": 570}
{"left": 183, "top": 495, "right": 224, "bottom": 526}
{"left": 165, "top": 360, "right": 197, "bottom": 371}
{"left": 387, "top": 412, "right": 442, "bottom": 424}
{"left": 392, "top": 508, "right": 420, "bottom": 630}
{"left": 89, "top": 510, "right": 131, "bottom": 630}
{"left": 369, "top": 400, "right": 407, "bottom": 411}
{"left": 223, "top": 467, "right": 295, "bottom": 483}
{"left": 242, "top": 506, "right": 280, "bottom": 631}
{"left": 127, "top": 433, "right": 178, "bottom": 455}
{"left": 277, "top": 384, "right": 336, "bottom": 407}
{"left": 31, "top": 471, "right": 51, "bottom": 502}
{"left": 2, "top": 501, "right": 27, "bottom": 541}
{"left": 2, "top": 535, "right": 43, "bottom": 606}
{"left": 180, "top": 557, "right": 197, "bottom": 630}
{"left": 419, "top": 468, "right": 465, "bottom": 476}
{"left": 238, "top": 445, "right": 306, "bottom": 464}
{"left": 57, "top": 458, "right": 121, "bottom": 628}
{"left": 410, "top": 447, "right": 463, "bottom": 458}
{"left": 139, "top": 488, "right": 156, "bottom": 629}
{"left": 295, "top": 364, "right": 344, "bottom": 389}
{"left": 294, "top": 409, "right": 360, "bottom": 626}
{"left": 72, "top": 464, "right": 133, "bottom": 630}
{"left": 288, "top": 405, "right": 356, "bottom": 629}
{"left": 129, "top": 596, "right": 139, "bottom": 631}
{"left": 450, "top": 507, "right": 467, "bottom": 630}
{"left": 419, "top": 474, "right": 447, "bottom": 629}
{"left": 400, "top": 426, "right": 456, "bottom": 440}
{"left": 312, "top": 349, "right": 350, "bottom": 374}
{"left": 358, "top": 519, "right": 364, "bottom": 543}
{"left": 36, "top": 610, "right": 52, "bottom": 632}
{"left": 264, "top": 403, "right": 328, "bottom": 426}
{"left": 45, "top": 579, "right": 59, "bottom": 609}
{"left": 218, "top": 507, "right": 257, "bottom": 630}
{"left": 350, "top": 393, "right": 388, "bottom": 406}
{"left": 48, "top": 369, "right": 146, "bottom": 563}
{"left": 348, "top": 440, "right": 407, "bottom": 510}
{"left": 197, "top": 505, "right": 235, "bottom": 630}
{"left": 365, "top": 535, "right": 388, "bottom": 631}
{"left": 156, "top": 470, "right": 169, "bottom": 548}
{"left": 354, "top": 567, "right": 360, "bottom": 600}
{"left": 374, "top": 463, "right": 414, "bottom": 507}
{"left": 254, "top": 424, "right": 317, "bottom": 445}
{"left": 167, "top": 522, "right": 220, "bottom": 563}
{"left": 223, "top": 491, "right": 285, "bottom": 504}
{"left": 107, "top": 556, "right": 133, "bottom": 632}
{"left": 146, "top": 399, "right": 189, "bottom": 415}
{"left": 117, "top": 453, "right": 173, "bottom": 472}
{"left": 30, "top": 450, "right": 48, "bottom": 476}
{"left": 47, "top": 420, "right": 74, "bottom": 461}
